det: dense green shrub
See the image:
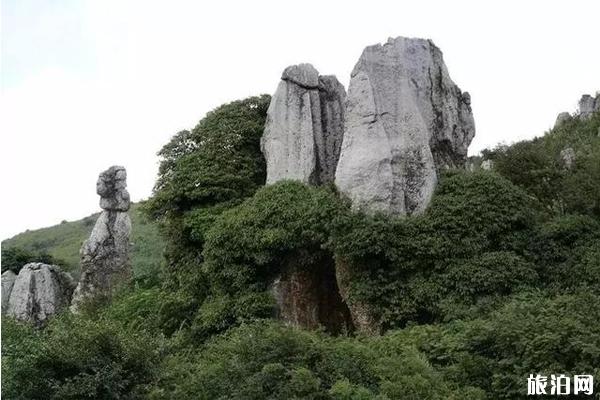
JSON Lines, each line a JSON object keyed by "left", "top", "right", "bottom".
{"left": 145, "top": 95, "right": 270, "bottom": 259}
{"left": 332, "top": 171, "right": 541, "bottom": 328}
{"left": 1, "top": 246, "right": 65, "bottom": 273}
{"left": 203, "top": 181, "right": 347, "bottom": 294}
{"left": 142, "top": 95, "right": 271, "bottom": 337}
{"left": 385, "top": 290, "right": 600, "bottom": 399}
{"left": 148, "top": 321, "right": 482, "bottom": 400}
{"left": 2, "top": 315, "right": 162, "bottom": 400}
{"left": 490, "top": 111, "right": 600, "bottom": 215}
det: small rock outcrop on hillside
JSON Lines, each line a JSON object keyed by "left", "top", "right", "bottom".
{"left": 554, "top": 92, "right": 599, "bottom": 126}
{"left": 71, "top": 166, "right": 132, "bottom": 312}
{"left": 4, "top": 263, "right": 75, "bottom": 324}
{"left": 261, "top": 64, "right": 345, "bottom": 185}
{"left": 335, "top": 37, "right": 475, "bottom": 216}
{"left": 560, "top": 147, "right": 576, "bottom": 169}
{"left": 554, "top": 112, "right": 572, "bottom": 128}
{"left": 579, "top": 93, "right": 600, "bottom": 119}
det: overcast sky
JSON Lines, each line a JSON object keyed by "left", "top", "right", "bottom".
{"left": 1, "top": 0, "right": 599, "bottom": 240}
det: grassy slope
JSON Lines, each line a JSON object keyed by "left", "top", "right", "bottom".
{"left": 1, "top": 203, "right": 165, "bottom": 281}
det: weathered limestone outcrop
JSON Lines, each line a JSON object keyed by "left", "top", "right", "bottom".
{"left": 261, "top": 64, "right": 345, "bottom": 185}
{"left": 560, "top": 147, "right": 576, "bottom": 169}
{"left": 1, "top": 270, "right": 17, "bottom": 313}
{"left": 579, "top": 93, "right": 599, "bottom": 119}
{"left": 335, "top": 36, "right": 475, "bottom": 216}
{"left": 71, "top": 166, "right": 131, "bottom": 311}
{"left": 5, "top": 263, "right": 75, "bottom": 324}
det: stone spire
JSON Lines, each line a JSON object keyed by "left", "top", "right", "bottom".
{"left": 261, "top": 63, "right": 345, "bottom": 185}
{"left": 335, "top": 36, "right": 475, "bottom": 216}
{"left": 70, "top": 166, "right": 132, "bottom": 311}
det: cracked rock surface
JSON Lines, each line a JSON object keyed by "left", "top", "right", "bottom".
{"left": 335, "top": 36, "right": 475, "bottom": 216}
{"left": 4, "top": 263, "right": 75, "bottom": 324}
{"left": 261, "top": 63, "right": 345, "bottom": 185}
{"left": 578, "top": 93, "right": 600, "bottom": 119}
{"left": 71, "top": 166, "right": 132, "bottom": 312}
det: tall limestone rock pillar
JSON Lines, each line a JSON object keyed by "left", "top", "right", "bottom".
{"left": 71, "top": 166, "right": 132, "bottom": 311}
{"left": 334, "top": 37, "right": 475, "bottom": 334}
{"left": 335, "top": 36, "right": 475, "bottom": 216}
{"left": 261, "top": 63, "right": 345, "bottom": 185}
{"left": 261, "top": 64, "right": 352, "bottom": 333}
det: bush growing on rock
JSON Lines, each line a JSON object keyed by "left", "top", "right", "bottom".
{"left": 331, "top": 171, "right": 542, "bottom": 328}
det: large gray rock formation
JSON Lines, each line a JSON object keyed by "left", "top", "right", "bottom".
{"left": 335, "top": 36, "right": 475, "bottom": 216}
{"left": 71, "top": 166, "right": 132, "bottom": 311}
{"left": 1, "top": 270, "right": 17, "bottom": 313}
{"left": 578, "top": 93, "right": 599, "bottom": 119}
{"left": 5, "top": 263, "right": 75, "bottom": 324}
{"left": 261, "top": 63, "right": 345, "bottom": 185}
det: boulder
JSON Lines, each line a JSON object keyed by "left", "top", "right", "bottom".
{"left": 335, "top": 37, "right": 475, "bottom": 216}
{"left": 5, "top": 263, "right": 75, "bottom": 324}
{"left": 554, "top": 112, "right": 571, "bottom": 128}
{"left": 71, "top": 166, "right": 132, "bottom": 311}
{"left": 1, "top": 270, "right": 17, "bottom": 313}
{"left": 560, "top": 147, "right": 576, "bottom": 169}
{"left": 261, "top": 64, "right": 345, "bottom": 185}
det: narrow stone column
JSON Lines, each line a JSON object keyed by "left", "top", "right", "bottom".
{"left": 71, "top": 166, "right": 131, "bottom": 312}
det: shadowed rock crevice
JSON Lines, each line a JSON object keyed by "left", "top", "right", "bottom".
{"left": 272, "top": 252, "right": 354, "bottom": 335}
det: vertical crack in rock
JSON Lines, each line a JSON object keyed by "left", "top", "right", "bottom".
{"left": 71, "top": 166, "right": 132, "bottom": 312}
{"left": 4, "top": 263, "right": 75, "bottom": 325}
{"left": 335, "top": 36, "right": 476, "bottom": 216}
{"left": 261, "top": 64, "right": 350, "bottom": 332}
{"left": 261, "top": 63, "right": 346, "bottom": 185}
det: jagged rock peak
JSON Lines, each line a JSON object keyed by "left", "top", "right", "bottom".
{"left": 98, "top": 165, "right": 130, "bottom": 211}
{"left": 4, "top": 263, "right": 75, "bottom": 325}
{"left": 261, "top": 63, "right": 345, "bottom": 185}
{"left": 71, "top": 166, "right": 132, "bottom": 312}
{"left": 335, "top": 36, "right": 475, "bottom": 216}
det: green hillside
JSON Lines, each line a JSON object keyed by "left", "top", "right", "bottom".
{"left": 1, "top": 202, "right": 165, "bottom": 283}
{"left": 3, "top": 96, "right": 599, "bottom": 400}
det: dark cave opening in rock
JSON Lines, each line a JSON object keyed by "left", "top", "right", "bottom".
{"left": 271, "top": 251, "right": 354, "bottom": 335}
